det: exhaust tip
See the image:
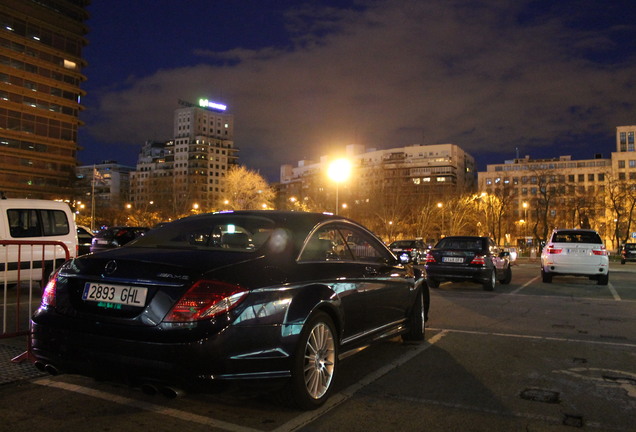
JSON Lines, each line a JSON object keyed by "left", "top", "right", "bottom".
{"left": 159, "top": 386, "right": 183, "bottom": 399}
{"left": 44, "top": 364, "right": 60, "bottom": 376}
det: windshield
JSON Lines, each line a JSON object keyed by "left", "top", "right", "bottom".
{"left": 128, "top": 215, "right": 276, "bottom": 251}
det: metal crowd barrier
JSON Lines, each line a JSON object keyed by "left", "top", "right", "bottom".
{"left": 1, "top": 240, "right": 70, "bottom": 341}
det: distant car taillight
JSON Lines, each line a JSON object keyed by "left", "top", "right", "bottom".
{"left": 164, "top": 280, "right": 248, "bottom": 322}
{"left": 425, "top": 253, "right": 436, "bottom": 263}
{"left": 546, "top": 245, "right": 562, "bottom": 254}
{"left": 592, "top": 246, "right": 608, "bottom": 256}
{"left": 41, "top": 271, "right": 58, "bottom": 307}
{"left": 470, "top": 255, "right": 486, "bottom": 265}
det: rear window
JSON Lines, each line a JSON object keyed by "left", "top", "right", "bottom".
{"left": 624, "top": 244, "right": 636, "bottom": 250}
{"left": 7, "top": 209, "right": 70, "bottom": 238}
{"left": 436, "top": 237, "right": 484, "bottom": 250}
{"left": 552, "top": 231, "right": 602, "bottom": 244}
{"left": 129, "top": 215, "right": 276, "bottom": 251}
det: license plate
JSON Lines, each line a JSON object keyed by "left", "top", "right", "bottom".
{"left": 82, "top": 282, "right": 147, "bottom": 307}
{"left": 442, "top": 257, "right": 464, "bottom": 263}
{"left": 567, "top": 248, "right": 587, "bottom": 254}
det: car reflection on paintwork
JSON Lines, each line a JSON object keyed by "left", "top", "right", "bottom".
{"left": 90, "top": 226, "right": 149, "bottom": 253}
{"left": 388, "top": 239, "right": 428, "bottom": 264}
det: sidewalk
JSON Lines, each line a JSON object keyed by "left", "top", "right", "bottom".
{"left": 0, "top": 336, "right": 45, "bottom": 385}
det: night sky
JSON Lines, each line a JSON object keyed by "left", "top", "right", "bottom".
{"left": 78, "top": 0, "right": 636, "bottom": 181}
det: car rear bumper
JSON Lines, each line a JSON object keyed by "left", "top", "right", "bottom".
{"left": 29, "top": 319, "right": 295, "bottom": 389}
{"left": 542, "top": 262, "right": 608, "bottom": 276}
{"left": 425, "top": 265, "right": 491, "bottom": 283}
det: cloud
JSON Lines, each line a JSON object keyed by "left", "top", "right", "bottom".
{"left": 83, "top": 0, "right": 636, "bottom": 180}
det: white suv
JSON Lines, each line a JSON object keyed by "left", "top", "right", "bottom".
{"left": 541, "top": 229, "right": 609, "bottom": 285}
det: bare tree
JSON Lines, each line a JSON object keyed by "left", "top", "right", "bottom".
{"left": 221, "top": 166, "right": 275, "bottom": 210}
{"left": 604, "top": 173, "right": 636, "bottom": 249}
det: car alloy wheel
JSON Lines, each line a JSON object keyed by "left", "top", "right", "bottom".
{"left": 304, "top": 320, "right": 335, "bottom": 399}
{"left": 289, "top": 311, "right": 338, "bottom": 409}
{"left": 483, "top": 270, "right": 496, "bottom": 291}
{"left": 402, "top": 289, "right": 425, "bottom": 341}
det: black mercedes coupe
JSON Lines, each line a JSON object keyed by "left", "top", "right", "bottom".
{"left": 30, "top": 211, "right": 428, "bottom": 409}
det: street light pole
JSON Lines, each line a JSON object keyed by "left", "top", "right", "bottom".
{"left": 523, "top": 201, "right": 528, "bottom": 240}
{"left": 327, "top": 158, "right": 352, "bottom": 215}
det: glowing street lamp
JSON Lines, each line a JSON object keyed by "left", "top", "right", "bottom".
{"left": 437, "top": 202, "right": 444, "bottom": 237}
{"left": 522, "top": 201, "right": 528, "bottom": 239}
{"left": 327, "top": 158, "right": 352, "bottom": 215}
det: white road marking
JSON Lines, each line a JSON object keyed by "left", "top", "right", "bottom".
{"left": 31, "top": 332, "right": 449, "bottom": 432}
{"left": 608, "top": 282, "right": 622, "bottom": 301}
{"left": 33, "top": 378, "right": 261, "bottom": 432}
{"left": 273, "top": 330, "right": 449, "bottom": 432}
{"left": 427, "top": 327, "right": 636, "bottom": 349}
{"left": 510, "top": 275, "right": 539, "bottom": 294}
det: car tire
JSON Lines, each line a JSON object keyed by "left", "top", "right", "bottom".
{"left": 621, "top": 259, "right": 626, "bottom": 265}
{"left": 483, "top": 270, "right": 496, "bottom": 291}
{"left": 500, "top": 265, "right": 512, "bottom": 285}
{"left": 427, "top": 277, "right": 440, "bottom": 288}
{"left": 541, "top": 267, "right": 552, "bottom": 283}
{"left": 597, "top": 273, "right": 609, "bottom": 286}
{"left": 402, "top": 288, "right": 425, "bottom": 342}
{"left": 287, "top": 311, "right": 338, "bottom": 410}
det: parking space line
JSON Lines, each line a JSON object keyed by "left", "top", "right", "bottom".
{"left": 33, "top": 377, "right": 261, "bottom": 432}
{"left": 427, "top": 328, "right": 636, "bottom": 349}
{"left": 273, "top": 330, "right": 449, "bottom": 432}
{"left": 31, "top": 332, "right": 450, "bottom": 432}
{"left": 510, "top": 275, "right": 539, "bottom": 294}
{"left": 608, "top": 282, "right": 622, "bottom": 301}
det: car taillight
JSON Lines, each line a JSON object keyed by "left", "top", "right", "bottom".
{"left": 41, "top": 272, "right": 58, "bottom": 307}
{"left": 546, "top": 245, "right": 562, "bottom": 254}
{"left": 592, "top": 246, "right": 608, "bottom": 256}
{"left": 470, "top": 255, "right": 486, "bottom": 265}
{"left": 425, "top": 253, "right": 436, "bottom": 263}
{"left": 164, "top": 280, "right": 248, "bottom": 322}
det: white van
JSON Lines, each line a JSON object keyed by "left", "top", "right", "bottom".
{"left": 0, "top": 199, "right": 77, "bottom": 284}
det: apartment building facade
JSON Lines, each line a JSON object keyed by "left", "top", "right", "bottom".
{"left": 130, "top": 99, "right": 238, "bottom": 216}
{"left": 477, "top": 126, "right": 636, "bottom": 248}
{"left": 279, "top": 143, "right": 476, "bottom": 213}
{"left": 0, "top": 0, "right": 88, "bottom": 199}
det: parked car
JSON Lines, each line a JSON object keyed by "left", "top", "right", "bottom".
{"left": 620, "top": 243, "right": 636, "bottom": 264}
{"left": 388, "top": 239, "right": 428, "bottom": 264}
{"left": 90, "top": 226, "right": 149, "bottom": 253}
{"left": 76, "top": 225, "right": 94, "bottom": 255}
{"left": 424, "top": 236, "right": 512, "bottom": 290}
{"left": 30, "top": 211, "right": 428, "bottom": 409}
{"left": 540, "top": 228, "right": 608, "bottom": 285}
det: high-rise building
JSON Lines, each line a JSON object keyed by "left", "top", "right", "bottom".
{"left": 130, "top": 99, "right": 238, "bottom": 215}
{"left": 0, "top": 0, "right": 89, "bottom": 199}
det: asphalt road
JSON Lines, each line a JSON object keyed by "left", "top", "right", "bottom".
{"left": 1, "top": 260, "right": 635, "bottom": 432}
